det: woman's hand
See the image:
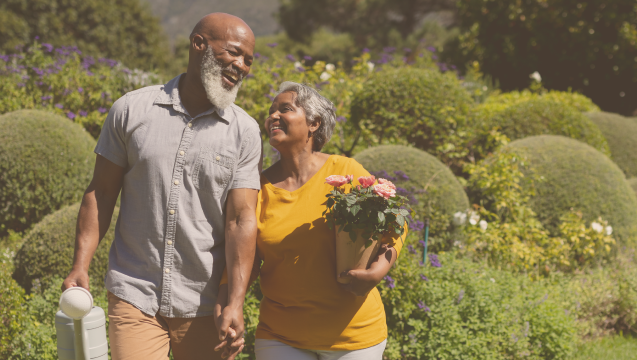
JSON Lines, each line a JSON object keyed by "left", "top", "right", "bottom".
{"left": 214, "top": 283, "right": 245, "bottom": 359}
{"left": 338, "top": 244, "right": 397, "bottom": 297}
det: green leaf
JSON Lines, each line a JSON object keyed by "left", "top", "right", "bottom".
{"left": 327, "top": 198, "right": 335, "bottom": 208}
{"left": 351, "top": 205, "right": 361, "bottom": 216}
{"left": 349, "top": 230, "right": 357, "bottom": 242}
{"left": 378, "top": 211, "right": 385, "bottom": 224}
{"left": 365, "top": 239, "right": 373, "bottom": 248}
{"left": 399, "top": 209, "right": 409, "bottom": 216}
{"left": 396, "top": 214, "right": 405, "bottom": 226}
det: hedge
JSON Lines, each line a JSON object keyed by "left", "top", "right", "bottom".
{"left": 506, "top": 135, "right": 637, "bottom": 246}
{"left": 12, "top": 203, "right": 118, "bottom": 292}
{"left": 585, "top": 111, "right": 637, "bottom": 178}
{"left": 0, "top": 110, "right": 96, "bottom": 236}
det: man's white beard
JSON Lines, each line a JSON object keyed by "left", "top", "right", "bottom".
{"left": 200, "top": 46, "right": 243, "bottom": 110}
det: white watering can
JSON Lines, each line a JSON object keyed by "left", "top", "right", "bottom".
{"left": 55, "top": 287, "right": 108, "bottom": 360}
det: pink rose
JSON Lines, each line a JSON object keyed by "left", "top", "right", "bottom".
{"left": 325, "top": 175, "right": 349, "bottom": 187}
{"left": 378, "top": 178, "right": 396, "bottom": 190}
{"left": 373, "top": 183, "right": 396, "bottom": 199}
{"left": 358, "top": 175, "right": 376, "bottom": 188}
{"left": 346, "top": 174, "right": 354, "bottom": 183}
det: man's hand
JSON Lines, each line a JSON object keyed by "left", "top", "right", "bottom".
{"left": 214, "top": 305, "right": 245, "bottom": 359}
{"left": 61, "top": 269, "right": 90, "bottom": 292}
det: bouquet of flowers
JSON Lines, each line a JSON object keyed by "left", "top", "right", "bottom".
{"left": 323, "top": 174, "right": 411, "bottom": 282}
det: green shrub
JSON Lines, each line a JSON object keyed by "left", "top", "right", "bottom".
{"left": 629, "top": 178, "right": 637, "bottom": 197}
{"left": 484, "top": 90, "right": 600, "bottom": 113}
{"left": 0, "top": 110, "right": 96, "bottom": 236}
{"left": 0, "top": 261, "right": 29, "bottom": 358}
{"left": 479, "top": 98, "right": 610, "bottom": 156}
{"left": 354, "top": 145, "right": 470, "bottom": 250}
{"left": 506, "top": 135, "right": 637, "bottom": 246}
{"left": 350, "top": 67, "right": 475, "bottom": 173}
{"left": 13, "top": 203, "right": 118, "bottom": 292}
{"left": 585, "top": 112, "right": 637, "bottom": 178}
{"left": 381, "top": 240, "right": 577, "bottom": 360}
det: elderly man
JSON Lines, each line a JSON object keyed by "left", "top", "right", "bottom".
{"left": 62, "top": 13, "right": 259, "bottom": 360}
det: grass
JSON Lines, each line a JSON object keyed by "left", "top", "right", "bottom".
{"left": 573, "top": 336, "right": 637, "bottom": 360}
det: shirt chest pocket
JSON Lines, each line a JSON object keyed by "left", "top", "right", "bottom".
{"left": 193, "top": 148, "right": 235, "bottom": 197}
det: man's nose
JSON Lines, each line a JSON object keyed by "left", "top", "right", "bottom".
{"left": 233, "top": 57, "right": 250, "bottom": 76}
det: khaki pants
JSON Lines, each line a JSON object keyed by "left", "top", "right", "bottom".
{"left": 108, "top": 292, "right": 224, "bottom": 360}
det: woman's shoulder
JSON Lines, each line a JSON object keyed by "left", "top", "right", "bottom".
{"left": 326, "top": 154, "right": 369, "bottom": 176}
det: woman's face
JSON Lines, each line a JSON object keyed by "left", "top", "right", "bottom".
{"left": 265, "top": 91, "right": 318, "bottom": 150}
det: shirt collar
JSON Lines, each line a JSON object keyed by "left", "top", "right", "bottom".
{"left": 154, "top": 74, "right": 234, "bottom": 123}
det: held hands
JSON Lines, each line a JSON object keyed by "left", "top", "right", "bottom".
{"left": 338, "top": 244, "right": 396, "bottom": 297}
{"left": 214, "top": 284, "right": 245, "bottom": 360}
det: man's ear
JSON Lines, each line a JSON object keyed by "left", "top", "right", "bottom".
{"left": 191, "top": 34, "right": 206, "bottom": 52}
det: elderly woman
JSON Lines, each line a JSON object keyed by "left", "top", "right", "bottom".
{"left": 216, "top": 81, "right": 405, "bottom": 360}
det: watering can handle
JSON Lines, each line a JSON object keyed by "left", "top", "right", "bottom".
{"left": 81, "top": 323, "right": 90, "bottom": 360}
{"left": 73, "top": 318, "right": 91, "bottom": 360}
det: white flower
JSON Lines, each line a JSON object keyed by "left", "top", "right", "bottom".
{"left": 469, "top": 212, "right": 480, "bottom": 226}
{"left": 490, "top": 278, "right": 496, "bottom": 283}
{"left": 325, "top": 63, "right": 335, "bottom": 71}
{"left": 453, "top": 211, "right": 467, "bottom": 226}
{"left": 367, "top": 61, "right": 375, "bottom": 72}
{"left": 605, "top": 225, "right": 613, "bottom": 236}
{"left": 529, "top": 71, "right": 542, "bottom": 82}
{"left": 591, "top": 222, "right": 603, "bottom": 234}
{"left": 294, "top": 61, "right": 302, "bottom": 69}
{"left": 320, "top": 72, "right": 332, "bottom": 81}
{"left": 479, "top": 220, "right": 488, "bottom": 231}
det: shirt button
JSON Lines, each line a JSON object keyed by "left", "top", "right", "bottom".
{"left": 165, "top": 268, "right": 170, "bottom": 274}
{"left": 174, "top": 180, "right": 180, "bottom": 185}
{"left": 169, "top": 209, "right": 175, "bottom": 215}
{"left": 167, "top": 240, "right": 173, "bottom": 245}
{"left": 216, "top": 156, "right": 221, "bottom": 161}
{"left": 179, "top": 150, "right": 185, "bottom": 156}
{"left": 188, "top": 123, "right": 192, "bottom": 128}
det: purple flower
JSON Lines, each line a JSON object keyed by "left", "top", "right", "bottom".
{"left": 55, "top": 103, "right": 63, "bottom": 109}
{"left": 63, "top": 88, "right": 71, "bottom": 96}
{"left": 427, "top": 46, "right": 436, "bottom": 52}
{"left": 267, "top": 43, "right": 278, "bottom": 48}
{"left": 383, "top": 275, "right": 395, "bottom": 289}
{"left": 0, "top": 55, "right": 8, "bottom": 62}
{"left": 78, "top": 87, "right": 83, "bottom": 93}
{"left": 17, "top": 83, "right": 25, "bottom": 88}
{"left": 303, "top": 55, "right": 312, "bottom": 61}
{"left": 86, "top": 71, "right": 94, "bottom": 76}
{"left": 121, "top": 68, "right": 131, "bottom": 75}
{"left": 429, "top": 254, "right": 442, "bottom": 268}
{"left": 419, "top": 240, "right": 426, "bottom": 247}
{"left": 272, "top": 72, "right": 280, "bottom": 78}
{"left": 97, "top": 107, "right": 107, "bottom": 114}
{"left": 417, "top": 301, "right": 430, "bottom": 312}
{"left": 101, "top": 92, "right": 108, "bottom": 99}
{"left": 34, "top": 36, "right": 40, "bottom": 40}
{"left": 383, "top": 47, "right": 396, "bottom": 53}
{"left": 79, "top": 110, "right": 88, "bottom": 117}
{"left": 254, "top": 52, "right": 261, "bottom": 59}
{"left": 296, "top": 66, "right": 305, "bottom": 72}
{"left": 394, "top": 170, "right": 409, "bottom": 180}
{"left": 22, "top": 75, "right": 30, "bottom": 80}
{"left": 246, "top": 74, "right": 255, "bottom": 79}
{"left": 265, "top": 94, "right": 274, "bottom": 101}
{"left": 407, "top": 245, "right": 416, "bottom": 254}
{"left": 420, "top": 274, "right": 428, "bottom": 281}
{"left": 404, "top": 47, "right": 412, "bottom": 53}
{"left": 41, "top": 95, "right": 52, "bottom": 101}
{"left": 286, "top": 54, "right": 295, "bottom": 61}
{"left": 432, "top": 55, "right": 438, "bottom": 60}
{"left": 362, "top": 48, "right": 370, "bottom": 53}
{"left": 67, "top": 111, "right": 76, "bottom": 119}
{"left": 457, "top": 289, "right": 465, "bottom": 304}
{"left": 336, "top": 116, "right": 347, "bottom": 123}
{"left": 410, "top": 220, "right": 425, "bottom": 232}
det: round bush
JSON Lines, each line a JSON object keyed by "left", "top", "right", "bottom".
{"left": 12, "top": 203, "right": 118, "bottom": 292}
{"left": 484, "top": 90, "right": 600, "bottom": 113}
{"left": 350, "top": 67, "right": 474, "bottom": 172}
{"left": 0, "top": 110, "right": 96, "bottom": 236}
{"left": 505, "top": 135, "right": 637, "bottom": 245}
{"left": 629, "top": 178, "right": 637, "bottom": 197}
{"left": 354, "top": 145, "right": 469, "bottom": 242}
{"left": 585, "top": 111, "right": 637, "bottom": 178}
{"left": 483, "top": 98, "right": 610, "bottom": 156}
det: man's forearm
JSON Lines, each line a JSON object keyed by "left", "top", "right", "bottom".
{"left": 225, "top": 209, "right": 257, "bottom": 308}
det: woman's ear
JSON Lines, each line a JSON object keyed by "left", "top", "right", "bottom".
{"left": 309, "top": 119, "right": 321, "bottom": 133}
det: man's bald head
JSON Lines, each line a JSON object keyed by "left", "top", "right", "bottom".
{"left": 190, "top": 13, "right": 254, "bottom": 44}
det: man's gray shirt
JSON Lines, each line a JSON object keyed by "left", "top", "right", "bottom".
{"left": 96, "top": 74, "right": 261, "bottom": 318}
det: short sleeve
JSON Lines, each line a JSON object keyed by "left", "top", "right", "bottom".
{"left": 95, "top": 96, "right": 128, "bottom": 168}
{"left": 232, "top": 127, "right": 262, "bottom": 190}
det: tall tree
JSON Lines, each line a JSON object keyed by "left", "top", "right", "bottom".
{"left": 278, "top": 0, "right": 455, "bottom": 49}
{"left": 447, "top": 0, "right": 637, "bottom": 115}
{"left": 0, "top": 0, "right": 171, "bottom": 71}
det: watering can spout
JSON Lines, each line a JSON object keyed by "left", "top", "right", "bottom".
{"left": 56, "top": 287, "right": 108, "bottom": 360}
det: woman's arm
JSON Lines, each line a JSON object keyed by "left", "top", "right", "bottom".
{"left": 338, "top": 244, "right": 397, "bottom": 296}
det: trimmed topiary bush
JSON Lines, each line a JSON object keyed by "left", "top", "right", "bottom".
{"left": 505, "top": 135, "right": 637, "bottom": 245}
{"left": 629, "top": 178, "right": 637, "bottom": 197}
{"left": 0, "top": 110, "right": 96, "bottom": 236}
{"left": 585, "top": 112, "right": 637, "bottom": 178}
{"left": 350, "top": 67, "right": 475, "bottom": 172}
{"left": 484, "top": 89, "right": 600, "bottom": 113}
{"left": 354, "top": 145, "right": 469, "bottom": 249}
{"left": 481, "top": 98, "right": 610, "bottom": 156}
{"left": 12, "top": 203, "right": 118, "bottom": 292}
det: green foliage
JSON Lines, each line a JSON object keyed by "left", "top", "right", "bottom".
{"left": 586, "top": 112, "right": 637, "bottom": 178}
{"left": 484, "top": 90, "right": 601, "bottom": 113}
{"left": 0, "top": 0, "right": 171, "bottom": 71}
{"left": 506, "top": 135, "right": 637, "bottom": 246}
{"left": 350, "top": 68, "right": 475, "bottom": 173}
{"left": 448, "top": 0, "right": 637, "bottom": 115}
{"left": 354, "top": 145, "right": 469, "bottom": 251}
{"left": 0, "top": 41, "right": 161, "bottom": 137}
{"left": 0, "top": 260, "right": 29, "bottom": 358}
{"left": 381, "top": 245, "right": 577, "bottom": 359}
{"left": 464, "top": 149, "right": 616, "bottom": 275}
{"left": 629, "top": 178, "right": 637, "bottom": 197}
{"left": 323, "top": 177, "right": 410, "bottom": 242}
{"left": 573, "top": 335, "right": 637, "bottom": 360}
{"left": 475, "top": 98, "right": 610, "bottom": 157}
{"left": 13, "top": 203, "right": 119, "bottom": 292}
{"left": 0, "top": 110, "right": 96, "bottom": 236}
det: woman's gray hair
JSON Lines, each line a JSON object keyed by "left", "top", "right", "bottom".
{"left": 277, "top": 81, "right": 336, "bottom": 151}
